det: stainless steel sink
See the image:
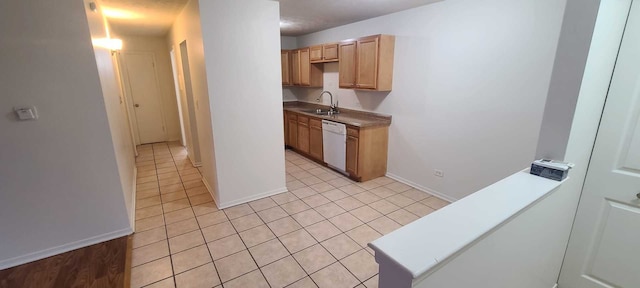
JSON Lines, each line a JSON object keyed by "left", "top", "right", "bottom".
{"left": 302, "top": 109, "right": 339, "bottom": 116}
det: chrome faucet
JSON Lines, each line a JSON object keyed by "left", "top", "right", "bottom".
{"left": 316, "top": 91, "right": 338, "bottom": 113}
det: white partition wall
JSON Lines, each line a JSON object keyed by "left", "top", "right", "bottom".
{"left": 198, "top": 0, "right": 287, "bottom": 207}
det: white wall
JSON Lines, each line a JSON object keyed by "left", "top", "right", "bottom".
{"left": 114, "top": 34, "right": 183, "bottom": 143}
{"left": 281, "top": 36, "right": 297, "bottom": 49}
{"left": 85, "top": 0, "right": 137, "bottom": 229}
{"left": 0, "top": 0, "right": 132, "bottom": 269}
{"left": 291, "top": 0, "right": 567, "bottom": 201}
{"left": 167, "top": 0, "right": 213, "bottom": 176}
{"left": 408, "top": 0, "right": 613, "bottom": 287}
{"left": 199, "top": 0, "right": 287, "bottom": 208}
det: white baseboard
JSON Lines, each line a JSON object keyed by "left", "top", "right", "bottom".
{"left": 217, "top": 187, "right": 289, "bottom": 209}
{"left": 130, "top": 167, "right": 137, "bottom": 231}
{"left": 201, "top": 176, "right": 219, "bottom": 207}
{"left": 187, "top": 154, "right": 202, "bottom": 167}
{"left": 385, "top": 172, "right": 458, "bottom": 203}
{"left": 0, "top": 227, "right": 133, "bottom": 270}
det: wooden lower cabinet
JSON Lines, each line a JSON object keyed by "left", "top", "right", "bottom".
{"left": 345, "top": 125, "right": 389, "bottom": 182}
{"left": 309, "top": 118, "right": 323, "bottom": 161}
{"left": 287, "top": 113, "right": 298, "bottom": 149}
{"left": 346, "top": 134, "right": 359, "bottom": 176}
{"left": 297, "top": 116, "right": 310, "bottom": 154}
{"left": 284, "top": 110, "right": 389, "bottom": 182}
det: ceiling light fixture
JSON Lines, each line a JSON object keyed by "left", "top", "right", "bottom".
{"left": 92, "top": 38, "right": 123, "bottom": 54}
{"left": 102, "top": 8, "right": 141, "bottom": 19}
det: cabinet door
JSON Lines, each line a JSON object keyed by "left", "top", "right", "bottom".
{"left": 288, "top": 119, "right": 298, "bottom": 149}
{"left": 299, "top": 48, "right": 311, "bottom": 86}
{"left": 339, "top": 41, "right": 357, "bottom": 88}
{"left": 291, "top": 50, "right": 300, "bottom": 85}
{"left": 298, "top": 117, "right": 310, "bottom": 154}
{"left": 310, "top": 45, "right": 323, "bottom": 62}
{"left": 346, "top": 135, "right": 359, "bottom": 175}
{"left": 356, "top": 36, "right": 379, "bottom": 89}
{"left": 281, "top": 50, "right": 291, "bottom": 86}
{"left": 309, "top": 119, "right": 323, "bottom": 161}
{"left": 323, "top": 44, "right": 339, "bottom": 61}
{"left": 284, "top": 112, "right": 288, "bottom": 146}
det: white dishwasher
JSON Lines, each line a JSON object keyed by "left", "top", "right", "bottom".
{"left": 322, "top": 120, "right": 347, "bottom": 173}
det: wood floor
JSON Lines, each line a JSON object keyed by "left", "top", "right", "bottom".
{"left": 0, "top": 236, "right": 130, "bottom": 288}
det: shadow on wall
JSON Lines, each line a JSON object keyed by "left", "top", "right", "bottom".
{"left": 355, "top": 90, "right": 390, "bottom": 111}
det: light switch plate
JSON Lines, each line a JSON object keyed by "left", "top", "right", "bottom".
{"left": 14, "top": 106, "right": 38, "bottom": 120}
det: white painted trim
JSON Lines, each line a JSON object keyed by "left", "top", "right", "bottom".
{"left": 0, "top": 227, "right": 133, "bottom": 270}
{"left": 201, "top": 176, "right": 218, "bottom": 206}
{"left": 130, "top": 167, "right": 137, "bottom": 231}
{"left": 386, "top": 172, "right": 457, "bottom": 203}
{"left": 188, "top": 154, "right": 201, "bottom": 167}
{"left": 217, "top": 187, "right": 289, "bottom": 209}
{"left": 552, "top": 284, "right": 558, "bottom": 288}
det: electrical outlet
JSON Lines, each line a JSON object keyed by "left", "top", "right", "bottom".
{"left": 434, "top": 169, "right": 444, "bottom": 177}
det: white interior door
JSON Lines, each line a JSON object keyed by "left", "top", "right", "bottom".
{"left": 122, "top": 52, "right": 167, "bottom": 144}
{"left": 559, "top": 1, "right": 640, "bottom": 287}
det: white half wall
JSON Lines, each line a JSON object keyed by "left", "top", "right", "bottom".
{"left": 199, "top": 0, "right": 287, "bottom": 208}
{"left": 0, "top": 0, "right": 132, "bottom": 269}
{"left": 292, "top": 0, "right": 567, "bottom": 200}
{"left": 399, "top": 0, "right": 613, "bottom": 286}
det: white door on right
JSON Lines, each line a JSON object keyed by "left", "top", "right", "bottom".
{"left": 559, "top": 1, "right": 640, "bottom": 287}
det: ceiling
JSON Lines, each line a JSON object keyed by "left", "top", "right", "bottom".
{"left": 100, "top": 0, "right": 441, "bottom": 37}
{"left": 277, "top": 0, "right": 442, "bottom": 36}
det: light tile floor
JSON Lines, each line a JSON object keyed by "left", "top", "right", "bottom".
{"left": 130, "top": 142, "right": 450, "bottom": 288}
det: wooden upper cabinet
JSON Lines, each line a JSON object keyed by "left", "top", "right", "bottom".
{"left": 356, "top": 37, "right": 379, "bottom": 89}
{"left": 297, "top": 48, "right": 323, "bottom": 87}
{"left": 310, "top": 45, "right": 323, "bottom": 63}
{"left": 291, "top": 50, "right": 300, "bottom": 85}
{"left": 310, "top": 44, "right": 338, "bottom": 63}
{"left": 339, "top": 35, "right": 395, "bottom": 91}
{"left": 338, "top": 41, "right": 357, "bottom": 89}
{"left": 281, "top": 50, "right": 291, "bottom": 86}
{"left": 299, "top": 48, "right": 311, "bottom": 86}
{"left": 323, "top": 43, "right": 339, "bottom": 61}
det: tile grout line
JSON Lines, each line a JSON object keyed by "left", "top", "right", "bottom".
{"left": 167, "top": 142, "right": 225, "bottom": 288}
{"left": 134, "top": 146, "right": 445, "bottom": 288}
{"left": 220, "top": 204, "right": 274, "bottom": 287}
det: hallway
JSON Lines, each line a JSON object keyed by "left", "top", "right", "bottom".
{"left": 131, "top": 142, "right": 449, "bottom": 288}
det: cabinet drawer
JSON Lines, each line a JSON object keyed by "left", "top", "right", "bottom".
{"left": 288, "top": 112, "right": 297, "bottom": 121}
{"left": 347, "top": 127, "right": 359, "bottom": 138}
{"left": 298, "top": 115, "right": 309, "bottom": 125}
{"left": 309, "top": 118, "right": 322, "bottom": 129}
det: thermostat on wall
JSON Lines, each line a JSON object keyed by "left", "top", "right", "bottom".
{"left": 14, "top": 106, "right": 38, "bottom": 120}
{"left": 530, "top": 159, "right": 573, "bottom": 181}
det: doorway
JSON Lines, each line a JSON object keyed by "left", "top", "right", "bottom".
{"left": 170, "top": 48, "right": 187, "bottom": 147}
{"left": 120, "top": 52, "right": 167, "bottom": 144}
{"left": 178, "top": 41, "right": 201, "bottom": 166}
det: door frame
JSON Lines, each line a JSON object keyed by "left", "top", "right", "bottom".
{"left": 169, "top": 47, "right": 187, "bottom": 147}
{"left": 119, "top": 51, "right": 169, "bottom": 145}
{"left": 113, "top": 51, "right": 138, "bottom": 156}
{"left": 558, "top": 0, "right": 637, "bottom": 286}
{"left": 178, "top": 40, "right": 202, "bottom": 166}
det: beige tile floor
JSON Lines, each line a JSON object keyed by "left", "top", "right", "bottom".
{"left": 130, "top": 142, "right": 450, "bottom": 288}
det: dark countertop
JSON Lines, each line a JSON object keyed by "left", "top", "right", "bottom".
{"left": 283, "top": 101, "right": 391, "bottom": 128}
